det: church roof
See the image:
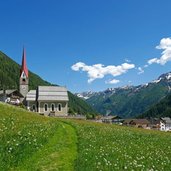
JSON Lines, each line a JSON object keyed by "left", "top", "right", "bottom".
{"left": 37, "top": 86, "right": 69, "bottom": 101}
{"left": 26, "top": 86, "right": 69, "bottom": 101}
{"left": 0, "top": 89, "right": 24, "bottom": 97}
{"left": 26, "top": 90, "right": 36, "bottom": 101}
{"left": 0, "top": 89, "right": 16, "bottom": 95}
{"left": 20, "top": 48, "right": 28, "bottom": 78}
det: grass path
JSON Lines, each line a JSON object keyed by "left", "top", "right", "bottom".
{"left": 0, "top": 103, "right": 77, "bottom": 171}
{"left": 16, "top": 122, "right": 77, "bottom": 171}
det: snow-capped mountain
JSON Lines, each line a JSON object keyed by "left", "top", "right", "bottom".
{"left": 76, "top": 71, "right": 171, "bottom": 118}
{"left": 75, "top": 91, "right": 96, "bottom": 100}
{"left": 76, "top": 72, "right": 171, "bottom": 100}
{"left": 158, "top": 72, "right": 171, "bottom": 81}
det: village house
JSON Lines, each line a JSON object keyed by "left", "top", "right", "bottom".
{"left": 148, "top": 118, "right": 160, "bottom": 130}
{"left": 123, "top": 119, "right": 150, "bottom": 128}
{"left": 160, "top": 117, "right": 171, "bottom": 131}
{"left": 0, "top": 89, "right": 23, "bottom": 105}
{"left": 122, "top": 119, "right": 133, "bottom": 126}
{"left": 0, "top": 48, "right": 69, "bottom": 116}
{"left": 101, "top": 115, "right": 123, "bottom": 124}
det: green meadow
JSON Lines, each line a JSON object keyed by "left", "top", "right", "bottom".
{"left": 1, "top": 102, "right": 171, "bottom": 171}
{"left": 0, "top": 103, "right": 77, "bottom": 171}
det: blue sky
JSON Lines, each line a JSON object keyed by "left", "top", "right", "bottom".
{"left": 0, "top": 0, "right": 171, "bottom": 93}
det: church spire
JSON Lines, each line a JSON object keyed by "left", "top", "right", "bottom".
{"left": 19, "top": 47, "right": 29, "bottom": 99}
{"left": 20, "top": 47, "right": 28, "bottom": 78}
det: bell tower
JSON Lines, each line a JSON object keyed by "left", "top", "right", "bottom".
{"left": 20, "top": 48, "right": 29, "bottom": 98}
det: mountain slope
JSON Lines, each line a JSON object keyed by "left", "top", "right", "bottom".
{"left": 0, "top": 51, "right": 50, "bottom": 90}
{"left": 77, "top": 72, "right": 171, "bottom": 118}
{"left": 138, "top": 93, "right": 171, "bottom": 118}
{"left": 0, "top": 51, "right": 96, "bottom": 115}
{"left": 68, "top": 91, "right": 96, "bottom": 115}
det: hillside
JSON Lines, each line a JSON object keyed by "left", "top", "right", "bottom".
{"left": 0, "top": 51, "right": 50, "bottom": 90}
{"left": 1, "top": 102, "right": 171, "bottom": 170}
{"left": 77, "top": 72, "right": 171, "bottom": 118}
{"left": 0, "top": 51, "right": 96, "bottom": 115}
{"left": 68, "top": 91, "right": 96, "bottom": 116}
{"left": 139, "top": 93, "right": 171, "bottom": 118}
{"left": 0, "top": 102, "right": 77, "bottom": 170}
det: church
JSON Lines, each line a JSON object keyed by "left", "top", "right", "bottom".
{"left": 1, "top": 48, "right": 69, "bottom": 116}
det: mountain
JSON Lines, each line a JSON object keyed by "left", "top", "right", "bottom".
{"left": 0, "top": 51, "right": 96, "bottom": 115}
{"left": 76, "top": 72, "right": 171, "bottom": 118}
{"left": 75, "top": 91, "right": 95, "bottom": 100}
{"left": 138, "top": 93, "right": 171, "bottom": 118}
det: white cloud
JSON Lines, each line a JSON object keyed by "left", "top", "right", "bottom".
{"left": 144, "top": 64, "right": 148, "bottom": 68}
{"left": 148, "top": 37, "right": 171, "bottom": 65}
{"left": 137, "top": 67, "right": 144, "bottom": 74}
{"left": 148, "top": 58, "right": 158, "bottom": 65}
{"left": 105, "top": 79, "right": 120, "bottom": 84}
{"left": 71, "top": 62, "right": 135, "bottom": 83}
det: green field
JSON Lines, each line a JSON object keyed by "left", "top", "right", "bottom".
{"left": 1, "top": 102, "right": 171, "bottom": 170}
{"left": 0, "top": 103, "right": 77, "bottom": 171}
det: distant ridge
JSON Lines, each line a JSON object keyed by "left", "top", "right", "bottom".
{"left": 76, "top": 71, "right": 171, "bottom": 118}
{"left": 0, "top": 51, "right": 96, "bottom": 115}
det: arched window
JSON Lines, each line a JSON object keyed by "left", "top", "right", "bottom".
{"left": 44, "top": 104, "right": 48, "bottom": 112}
{"left": 51, "top": 103, "right": 55, "bottom": 111}
{"left": 32, "top": 105, "right": 36, "bottom": 112}
{"left": 58, "top": 103, "right": 62, "bottom": 112}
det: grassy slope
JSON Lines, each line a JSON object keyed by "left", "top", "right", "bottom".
{"left": 1, "top": 103, "right": 171, "bottom": 170}
{"left": 63, "top": 119, "right": 171, "bottom": 171}
{"left": 0, "top": 103, "right": 77, "bottom": 171}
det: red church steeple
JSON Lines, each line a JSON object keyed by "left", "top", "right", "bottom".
{"left": 20, "top": 47, "right": 29, "bottom": 98}
{"left": 20, "top": 48, "right": 28, "bottom": 78}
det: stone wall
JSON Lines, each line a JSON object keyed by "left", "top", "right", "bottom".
{"left": 38, "top": 101, "right": 68, "bottom": 116}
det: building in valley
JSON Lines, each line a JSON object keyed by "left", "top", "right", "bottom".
{"left": 101, "top": 115, "right": 123, "bottom": 124}
{"left": 160, "top": 117, "right": 171, "bottom": 131}
{"left": 123, "top": 119, "right": 150, "bottom": 128}
{"left": 0, "top": 89, "right": 23, "bottom": 105}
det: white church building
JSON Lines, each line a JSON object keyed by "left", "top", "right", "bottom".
{"left": 19, "top": 48, "right": 69, "bottom": 116}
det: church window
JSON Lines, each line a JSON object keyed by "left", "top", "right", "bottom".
{"left": 44, "top": 104, "right": 48, "bottom": 112}
{"left": 58, "top": 103, "right": 62, "bottom": 112}
{"left": 51, "top": 103, "right": 55, "bottom": 111}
